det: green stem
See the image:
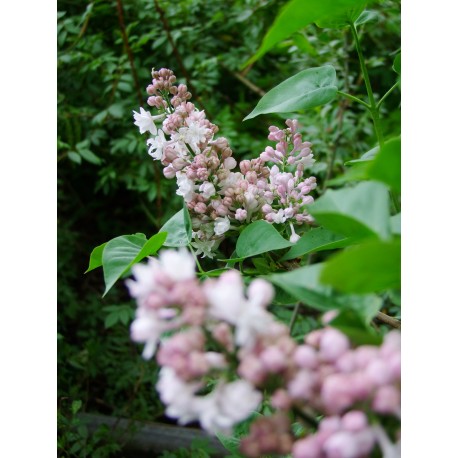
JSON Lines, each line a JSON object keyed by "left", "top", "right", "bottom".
{"left": 188, "top": 245, "right": 205, "bottom": 275}
{"left": 376, "top": 81, "right": 400, "bottom": 110}
{"left": 349, "top": 22, "right": 384, "bottom": 148}
{"left": 336, "top": 90, "right": 371, "bottom": 109}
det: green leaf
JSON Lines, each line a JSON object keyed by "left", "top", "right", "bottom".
{"left": 85, "top": 242, "right": 107, "bottom": 273}
{"left": 131, "top": 232, "right": 167, "bottom": 265}
{"left": 345, "top": 146, "right": 379, "bottom": 165}
{"left": 316, "top": 0, "right": 366, "bottom": 28}
{"left": 307, "top": 181, "right": 391, "bottom": 240}
{"left": 354, "top": 9, "right": 378, "bottom": 26}
{"left": 236, "top": 220, "right": 293, "bottom": 258}
{"left": 104, "top": 312, "right": 119, "bottom": 329}
{"left": 291, "top": 32, "right": 318, "bottom": 56}
{"left": 102, "top": 234, "right": 146, "bottom": 296}
{"left": 329, "top": 309, "right": 382, "bottom": 345}
{"left": 160, "top": 207, "right": 192, "bottom": 247}
{"left": 343, "top": 294, "right": 383, "bottom": 324}
{"left": 245, "top": 0, "right": 370, "bottom": 65}
{"left": 320, "top": 238, "right": 401, "bottom": 293}
{"left": 393, "top": 52, "right": 401, "bottom": 75}
{"left": 101, "top": 233, "right": 166, "bottom": 296}
{"left": 367, "top": 137, "right": 401, "bottom": 193}
{"left": 244, "top": 66, "right": 337, "bottom": 120}
{"left": 267, "top": 263, "right": 339, "bottom": 311}
{"left": 216, "top": 434, "right": 243, "bottom": 457}
{"left": 326, "top": 163, "right": 369, "bottom": 186}
{"left": 280, "top": 228, "right": 352, "bottom": 261}
{"left": 78, "top": 148, "right": 103, "bottom": 165}
{"left": 68, "top": 151, "right": 81, "bottom": 164}
{"left": 71, "top": 400, "right": 83, "bottom": 415}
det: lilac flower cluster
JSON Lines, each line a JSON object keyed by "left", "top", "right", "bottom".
{"left": 133, "top": 68, "right": 318, "bottom": 257}
{"left": 127, "top": 248, "right": 400, "bottom": 456}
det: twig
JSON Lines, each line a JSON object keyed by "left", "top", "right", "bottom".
{"left": 220, "top": 62, "right": 266, "bottom": 97}
{"left": 116, "top": 0, "right": 143, "bottom": 106}
{"left": 375, "top": 311, "right": 401, "bottom": 329}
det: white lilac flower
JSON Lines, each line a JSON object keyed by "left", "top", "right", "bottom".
{"left": 223, "top": 157, "right": 237, "bottom": 170}
{"left": 176, "top": 172, "right": 196, "bottom": 202}
{"left": 219, "top": 171, "right": 243, "bottom": 192}
{"left": 183, "top": 119, "right": 211, "bottom": 152}
{"left": 199, "top": 181, "right": 216, "bottom": 199}
{"left": 214, "top": 216, "right": 231, "bottom": 236}
{"left": 204, "top": 271, "right": 276, "bottom": 349}
{"left": 159, "top": 248, "right": 196, "bottom": 282}
{"left": 299, "top": 153, "right": 316, "bottom": 169}
{"left": 204, "top": 270, "right": 245, "bottom": 324}
{"left": 133, "top": 107, "right": 164, "bottom": 135}
{"left": 198, "top": 380, "right": 262, "bottom": 435}
{"left": 147, "top": 129, "right": 168, "bottom": 160}
{"left": 126, "top": 260, "right": 158, "bottom": 300}
{"left": 272, "top": 209, "right": 287, "bottom": 224}
{"left": 156, "top": 367, "right": 204, "bottom": 425}
{"left": 130, "top": 308, "right": 166, "bottom": 359}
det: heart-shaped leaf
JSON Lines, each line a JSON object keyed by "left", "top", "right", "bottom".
{"left": 160, "top": 206, "right": 192, "bottom": 247}
{"left": 307, "top": 181, "right": 391, "bottom": 240}
{"left": 102, "top": 232, "right": 166, "bottom": 296}
{"left": 236, "top": 220, "right": 293, "bottom": 258}
{"left": 320, "top": 238, "right": 401, "bottom": 293}
{"left": 85, "top": 242, "right": 107, "bottom": 273}
{"left": 244, "top": 66, "right": 337, "bottom": 120}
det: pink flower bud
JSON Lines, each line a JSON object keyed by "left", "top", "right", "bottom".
{"left": 235, "top": 208, "right": 247, "bottom": 221}
{"left": 247, "top": 279, "right": 274, "bottom": 307}
{"left": 323, "top": 431, "right": 359, "bottom": 458}
{"left": 372, "top": 385, "right": 400, "bottom": 415}
{"left": 288, "top": 370, "right": 316, "bottom": 400}
{"left": 163, "top": 165, "right": 176, "bottom": 179}
{"left": 380, "top": 330, "right": 401, "bottom": 358}
{"left": 366, "top": 359, "right": 392, "bottom": 386}
{"left": 292, "top": 437, "right": 322, "bottom": 458}
{"left": 194, "top": 202, "right": 207, "bottom": 214}
{"left": 271, "top": 389, "right": 292, "bottom": 410}
{"left": 240, "top": 160, "right": 251, "bottom": 175}
{"left": 260, "top": 346, "right": 287, "bottom": 372}
{"left": 319, "top": 328, "right": 350, "bottom": 363}
{"left": 341, "top": 411, "right": 368, "bottom": 432}
{"left": 224, "top": 157, "right": 237, "bottom": 170}
{"left": 305, "top": 330, "right": 324, "bottom": 348}
{"left": 294, "top": 345, "right": 318, "bottom": 369}
{"left": 321, "top": 374, "right": 355, "bottom": 414}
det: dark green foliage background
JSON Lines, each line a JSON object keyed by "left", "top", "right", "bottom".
{"left": 57, "top": 0, "right": 400, "bottom": 456}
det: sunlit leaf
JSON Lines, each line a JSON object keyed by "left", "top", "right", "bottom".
{"left": 320, "top": 238, "right": 401, "bottom": 293}
{"left": 236, "top": 220, "right": 292, "bottom": 258}
{"left": 244, "top": 66, "right": 337, "bottom": 120}
{"left": 307, "top": 181, "right": 391, "bottom": 240}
